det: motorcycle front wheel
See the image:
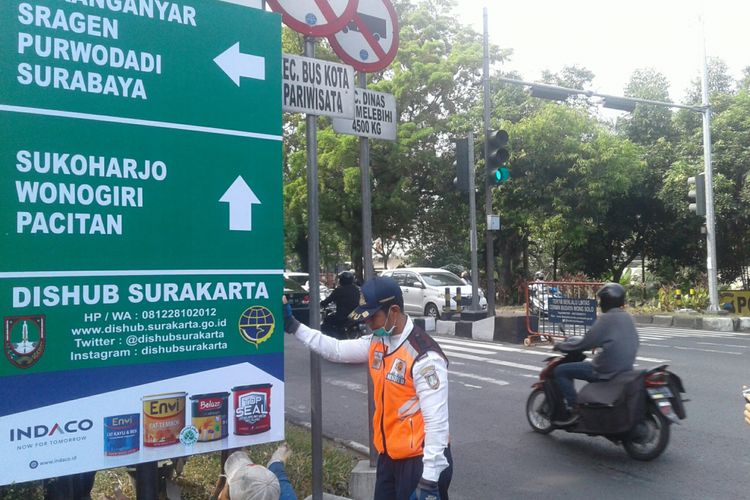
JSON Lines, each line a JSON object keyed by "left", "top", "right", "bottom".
{"left": 622, "top": 405, "right": 670, "bottom": 461}
{"left": 526, "top": 389, "right": 554, "bottom": 434}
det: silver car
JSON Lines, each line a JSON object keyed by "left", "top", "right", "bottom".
{"left": 381, "top": 267, "right": 487, "bottom": 319}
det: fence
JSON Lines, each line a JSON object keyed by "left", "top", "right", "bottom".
{"left": 523, "top": 281, "right": 603, "bottom": 346}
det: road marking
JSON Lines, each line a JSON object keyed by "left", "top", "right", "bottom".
{"left": 449, "top": 369, "right": 510, "bottom": 386}
{"left": 326, "top": 379, "right": 367, "bottom": 394}
{"left": 439, "top": 344, "right": 504, "bottom": 356}
{"left": 445, "top": 352, "right": 541, "bottom": 371}
{"left": 640, "top": 326, "right": 749, "bottom": 338}
{"left": 437, "top": 337, "right": 551, "bottom": 356}
{"left": 438, "top": 336, "right": 668, "bottom": 363}
{"left": 635, "top": 355, "right": 671, "bottom": 363}
{"left": 671, "top": 345, "right": 742, "bottom": 355}
{"left": 695, "top": 341, "right": 750, "bottom": 348}
{"left": 455, "top": 382, "right": 483, "bottom": 389}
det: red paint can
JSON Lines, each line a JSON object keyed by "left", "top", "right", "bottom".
{"left": 232, "top": 384, "right": 272, "bottom": 435}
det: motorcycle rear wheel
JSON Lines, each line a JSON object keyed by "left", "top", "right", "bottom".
{"left": 526, "top": 389, "right": 554, "bottom": 434}
{"left": 622, "top": 405, "right": 670, "bottom": 461}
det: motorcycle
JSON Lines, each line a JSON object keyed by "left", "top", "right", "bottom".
{"left": 528, "top": 281, "right": 563, "bottom": 318}
{"left": 321, "top": 303, "right": 365, "bottom": 340}
{"left": 525, "top": 339, "right": 687, "bottom": 461}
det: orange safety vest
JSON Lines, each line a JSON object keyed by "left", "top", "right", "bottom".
{"left": 369, "top": 325, "right": 448, "bottom": 459}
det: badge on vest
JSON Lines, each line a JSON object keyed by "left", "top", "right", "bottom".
{"left": 372, "top": 351, "right": 384, "bottom": 370}
{"left": 386, "top": 358, "right": 407, "bottom": 384}
{"left": 420, "top": 365, "right": 440, "bottom": 390}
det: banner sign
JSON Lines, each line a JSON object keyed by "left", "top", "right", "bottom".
{"left": 719, "top": 290, "right": 750, "bottom": 314}
{"left": 0, "top": 1, "right": 284, "bottom": 484}
{"left": 282, "top": 54, "right": 355, "bottom": 118}
{"left": 548, "top": 297, "right": 598, "bottom": 327}
{"left": 333, "top": 88, "right": 396, "bottom": 140}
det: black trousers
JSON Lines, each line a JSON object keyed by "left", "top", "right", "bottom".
{"left": 374, "top": 446, "right": 453, "bottom": 500}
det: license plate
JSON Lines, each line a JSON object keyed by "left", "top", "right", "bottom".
{"left": 647, "top": 387, "right": 673, "bottom": 399}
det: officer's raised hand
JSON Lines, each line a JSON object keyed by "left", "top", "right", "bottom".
{"left": 409, "top": 478, "right": 440, "bottom": 500}
{"left": 745, "top": 402, "right": 750, "bottom": 426}
{"left": 282, "top": 295, "right": 300, "bottom": 334}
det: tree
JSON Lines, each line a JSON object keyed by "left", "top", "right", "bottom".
{"left": 619, "top": 68, "right": 677, "bottom": 146}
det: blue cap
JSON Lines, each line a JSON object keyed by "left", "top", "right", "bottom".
{"left": 349, "top": 276, "right": 402, "bottom": 322}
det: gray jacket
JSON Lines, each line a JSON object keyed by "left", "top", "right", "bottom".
{"left": 560, "top": 308, "right": 639, "bottom": 380}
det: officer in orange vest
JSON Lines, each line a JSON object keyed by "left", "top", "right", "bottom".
{"left": 284, "top": 276, "right": 452, "bottom": 500}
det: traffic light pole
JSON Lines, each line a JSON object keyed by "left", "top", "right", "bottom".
{"left": 482, "top": 6, "right": 496, "bottom": 315}
{"left": 700, "top": 36, "right": 720, "bottom": 312}
{"left": 493, "top": 74, "right": 720, "bottom": 312}
{"left": 467, "top": 131, "right": 480, "bottom": 311}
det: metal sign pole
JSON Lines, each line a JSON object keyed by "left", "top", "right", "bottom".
{"left": 135, "top": 462, "right": 158, "bottom": 500}
{"left": 304, "top": 35, "right": 324, "bottom": 500}
{"left": 358, "top": 71, "right": 378, "bottom": 466}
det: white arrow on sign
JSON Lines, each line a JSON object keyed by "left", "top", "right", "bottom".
{"left": 214, "top": 42, "right": 266, "bottom": 86}
{"left": 219, "top": 176, "right": 261, "bottom": 231}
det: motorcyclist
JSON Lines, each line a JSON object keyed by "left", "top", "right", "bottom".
{"left": 551, "top": 283, "right": 639, "bottom": 425}
{"left": 528, "top": 271, "right": 548, "bottom": 314}
{"left": 320, "top": 271, "right": 360, "bottom": 336}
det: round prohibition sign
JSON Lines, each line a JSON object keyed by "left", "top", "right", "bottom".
{"left": 327, "top": 0, "right": 399, "bottom": 73}
{"left": 267, "top": 0, "right": 359, "bottom": 37}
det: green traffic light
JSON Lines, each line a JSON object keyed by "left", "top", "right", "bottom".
{"left": 491, "top": 166, "right": 510, "bottom": 184}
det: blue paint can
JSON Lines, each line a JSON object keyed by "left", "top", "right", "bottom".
{"left": 104, "top": 413, "right": 140, "bottom": 456}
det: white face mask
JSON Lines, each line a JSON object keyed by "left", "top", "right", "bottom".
{"left": 370, "top": 308, "right": 396, "bottom": 337}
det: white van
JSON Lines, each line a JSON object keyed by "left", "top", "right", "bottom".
{"left": 381, "top": 267, "right": 487, "bottom": 319}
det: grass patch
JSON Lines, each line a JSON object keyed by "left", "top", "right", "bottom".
{"left": 0, "top": 422, "right": 364, "bottom": 499}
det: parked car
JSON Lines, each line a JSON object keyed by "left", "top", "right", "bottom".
{"left": 284, "top": 278, "right": 310, "bottom": 326}
{"left": 381, "top": 267, "right": 487, "bottom": 319}
{"left": 284, "top": 272, "right": 330, "bottom": 300}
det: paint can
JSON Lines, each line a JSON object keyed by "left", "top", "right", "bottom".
{"left": 232, "top": 384, "right": 272, "bottom": 435}
{"left": 190, "top": 392, "right": 229, "bottom": 442}
{"left": 104, "top": 413, "right": 139, "bottom": 456}
{"left": 142, "top": 392, "right": 186, "bottom": 447}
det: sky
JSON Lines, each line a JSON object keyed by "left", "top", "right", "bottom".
{"left": 455, "top": 0, "right": 750, "bottom": 103}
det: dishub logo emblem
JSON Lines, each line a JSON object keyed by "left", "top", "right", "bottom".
{"left": 4, "top": 315, "right": 46, "bottom": 369}
{"left": 238, "top": 306, "right": 275, "bottom": 347}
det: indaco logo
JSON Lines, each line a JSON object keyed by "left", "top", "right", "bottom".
{"left": 10, "top": 419, "right": 94, "bottom": 442}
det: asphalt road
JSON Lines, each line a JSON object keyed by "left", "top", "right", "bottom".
{"left": 284, "top": 324, "right": 750, "bottom": 499}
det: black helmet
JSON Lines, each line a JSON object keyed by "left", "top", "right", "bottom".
{"left": 597, "top": 283, "right": 626, "bottom": 312}
{"left": 338, "top": 271, "right": 355, "bottom": 286}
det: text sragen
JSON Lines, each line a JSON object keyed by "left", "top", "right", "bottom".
{"left": 15, "top": 2, "right": 198, "bottom": 99}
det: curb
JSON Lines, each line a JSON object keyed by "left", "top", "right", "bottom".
{"left": 416, "top": 313, "right": 750, "bottom": 342}
{"left": 286, "top": 416, "right": 370, "bottom": 457}
{"left": 633, "top": 313, "right": 749, "bottom": 332}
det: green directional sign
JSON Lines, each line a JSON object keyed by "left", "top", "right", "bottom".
{"left": 0, "top": 0, "right": 284, "bottom": 484}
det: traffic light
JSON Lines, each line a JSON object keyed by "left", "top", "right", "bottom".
{"left": 453, "top": 137, "right": 470, "bottom": 192}
{"left": 687, "top": 172, "right": 706, "bottom": 216}
{"left": 486, "top": 129, "right": 510, "bottom": 185}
